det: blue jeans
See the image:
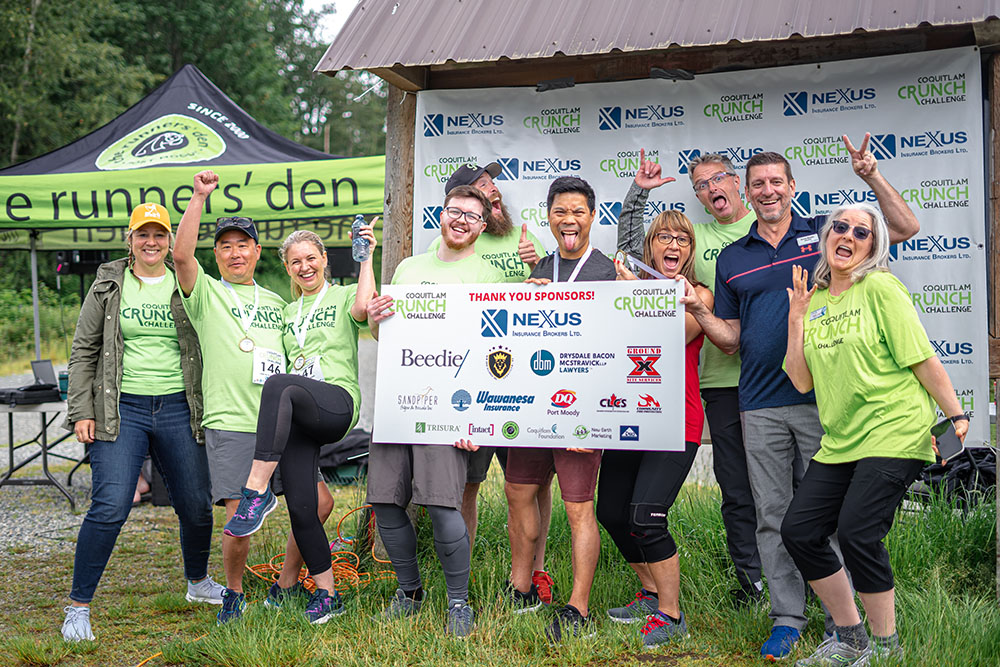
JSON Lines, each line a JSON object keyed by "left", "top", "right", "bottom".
{"left": 70, "top": 392, "right": 213, "bottom": 603}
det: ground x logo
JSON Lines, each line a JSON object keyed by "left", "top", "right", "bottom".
{"left": 598, "top": 106, "right": 622, "bottom": 131}
{"left": 423, "top": 114, "right": 444, "bottom": 137}
{"left": 481, "top": 309, "right": 508, "bottom": 337}
{"left": 627, "top": 346, "right": 661, "bottom": 384}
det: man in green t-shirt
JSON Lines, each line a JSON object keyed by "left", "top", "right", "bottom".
{"left": 616, "top": 150, "right": 762, "bottom": 605}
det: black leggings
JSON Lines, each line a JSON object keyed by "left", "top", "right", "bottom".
{"left": 596, "top": 441, "right": 698, "bottom": 564}
{"left": 255, "top": 373, "right": 353, "bottom": 577}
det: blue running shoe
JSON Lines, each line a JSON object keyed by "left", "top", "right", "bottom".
{"left": 223, "top": 487, "right": 277, "bottom": 538}
{"left": 304, "top": 588, "right": 345, "bottom": 625}
{"left": 216, "top": 588, "right": 246, "bottom": 625}
{"left": 761, "top": 625, "right": 801, "bottom": 661}
{"left": 264, "top": 581, "right": 307, "bottom": 609}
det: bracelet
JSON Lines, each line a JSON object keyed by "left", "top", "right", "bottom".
{"left": 949, "top": 414, "right": 969, "bottom": 423}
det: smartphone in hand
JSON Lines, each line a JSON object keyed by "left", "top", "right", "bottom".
{"left": 931, "top": 418, "right": 965, "bottom": 462}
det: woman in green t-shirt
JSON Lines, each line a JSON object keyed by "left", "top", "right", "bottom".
{"left": 222, "top": 225, "right": 377, "bottom": 625}
{"left": 781, "top": 203, "right": 967, "bottom": 665}
{"left": 62, "top": 203, "right": 221, "bottom": 642}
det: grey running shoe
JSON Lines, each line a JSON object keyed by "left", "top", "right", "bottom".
{"left": 304, "top": 588, "right": 345, "bottom": 625}
{"left": 641, "top": 610, "right": 688, "bottom": 647}
{"left": 505, "top": 583, "right": 542, "bottom": 614}
{"left": 545, "top": 604, "right": 595, "bottom": 643}
{"left": 383, "top": 588, "right": 423, "bottom": 619}
{"left": 607, "top": 589, "right": 658, "bottom": 623}
{"left": 858, "top": 643, "right": 903, "bottom": 666}
{"left": 445, "top": 598, "right": 475, "bottom": 637}
{"left": 795, "top": 638, "right": 870, "bottom": 666}
{"left": 185, "top": 576, "right": 225, "bottom": 604}
{"left": 264, "top": 581, "right": 307, "bottom": 609}
{"left": 61, "top": 606, "right": 95, "bottom": 642}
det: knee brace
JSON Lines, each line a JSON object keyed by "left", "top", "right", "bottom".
{"left": 630, "top": 502, "right": 676, "bottom": 561}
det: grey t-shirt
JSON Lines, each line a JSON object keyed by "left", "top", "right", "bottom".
{"left": 531, "top": 250, "right": 616, "bottom": 282}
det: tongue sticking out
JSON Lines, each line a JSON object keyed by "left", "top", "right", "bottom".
{"left": 562, "top": 231, "right": 579, "bottom": 252}
{"left": 711, "top": 194, "right": 728, "bottom": 211}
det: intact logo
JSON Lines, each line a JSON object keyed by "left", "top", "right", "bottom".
{"left": 619, "top": 425, "right": 640, "bottom": 441}
{"left": 888, "top": 235, "right": 974, "bottom": 262}
{"left": 551, "top": 390, "right": 577, "bottom": 409}
{"left": 930, "top": 340, "right": 973, "bottom": 366}
{"left": 531, "top": 350, "right": 556, "bottom": 376}
{"left": 451, "top": 390, "right": 472, "bottom": 412}
{"left": 782, "top": 87, "right": 876, "bottom": 116}
{"left": 487, "top": 346, "right": 513, "bottom": 379}
{"left": 677, "top": 147, "right": 763, "bottom": 174}
{"left": 597, "top": 104, "right": 684, "bottom": 131}
{"left": 636, "top": 394, "right": 661, "bottom": 414}
{"left": 422, "top": 112, "right": 503, "bottom": 138}
{"left": 95, "top": 114, "right": 226, "bottom": 170}
{"left": 495, "top": 156, "right": 582, "bottom": 181}
{"left": 627, "top": 346, "right": 661, "bottom": 384}
{"left": 469, "top": 424, "right": 495, "bottom": 436}
{"left": 422, "top": 206, "right": 444, "bottom": 229}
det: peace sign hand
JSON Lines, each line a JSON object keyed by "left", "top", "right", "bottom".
{"left": 843, "top": 132, "right": 878, "bottom": 181}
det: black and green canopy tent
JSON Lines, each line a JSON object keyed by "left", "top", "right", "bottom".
{"left": 0, "top": 64, "right": 384, "bottom": 357}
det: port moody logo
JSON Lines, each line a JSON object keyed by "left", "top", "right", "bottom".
{"left": 702, "top": 92, "right": 763, "bottom": 123}
{"left": 548, "top": 389, "right": 580, "bottom": 417}
{"left": 494, "top": 156, "right": 582, "bottom": 182}
{"left": 522, "top": 107, "right": 581, "bottom": 135}
{"left": 422, "top": 112, "right": 504, "bottom": 138}
{"left": 422, "top": 156, "right": 479, "bottom": 183}
{"left": 597, "top": 104, "right": 684, "bottom": 131}
{"left": 897, "top": 73, "right": 966, "bottom": 106}
{"left": 782, "top": 87, "right": 876, "bottom": 116}
{"left": 677, "top": 147, "right": 763, "bottom": 174}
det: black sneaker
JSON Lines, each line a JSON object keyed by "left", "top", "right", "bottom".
{"left": 304, "top": 588, "right": 345, "bottom": 625}
{"left": 545, "top": 604, "right": 595, "bottom": 643}
{"left": 731, "top": 580, "right": 765, "bottom": 607}
{"left": 264, "top": 581, "right": 307, "bottom": 609}
{"left": 504, "top": 583, "right": 542, "bottom": 614}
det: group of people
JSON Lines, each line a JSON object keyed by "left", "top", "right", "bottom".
{"left": 60, "top": 134, "right": 968, "bottom": 666}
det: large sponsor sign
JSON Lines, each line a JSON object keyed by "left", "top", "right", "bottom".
{"left": 372, "top": 281, "right": 686, "bottom": 451}
{"left": 413, "top": 47, "right": 988, "bottom": 446}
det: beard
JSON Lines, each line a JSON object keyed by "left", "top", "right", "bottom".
{"left": 484, "top": 200, "right": 514, "bottom": 237}
{"left": 442, "top": 229, "right": 477, "bottom": 252}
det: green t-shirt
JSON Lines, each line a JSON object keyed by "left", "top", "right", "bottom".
{"left": 119, "top": 270, "right": 185, "bottom": 396}
{"left": 392, "top": 250, "right": 504, "bottom": 285}
{"left": 800, "top": 271, "right": 936, "bottom": 464}
{"left": 428, "top": 226, "right": 546, "bottom": 282}
{"left": 692, "top": 209, "right": 756, "bottom": 389}
{"left": 282, "top": 284, "right": 363, "bottom": 432}
{"left": 181, "top": 263, "right": 286, "bottom": 432}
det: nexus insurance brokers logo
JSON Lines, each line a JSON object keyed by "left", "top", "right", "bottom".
{"left": 423, "top": 112, "right": 504, "bottom": 137}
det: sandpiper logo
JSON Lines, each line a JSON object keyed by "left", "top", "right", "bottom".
{"left": 422, "top": 206, "right": 444, "bottom": 229}
{"left": 495, "top": 156, "right": 582, "bottom": 182}
{"left": 600, "top": 149, "right": 659, "bottom": 179}
{"left": 900, "top": 178, "right": 970, "bottom": 210}
{"left": 784, "top": 136, "right": 849, "bottom": 167}
{"left": 422, "top": 112, "right": 504, "bottom": 138}
{"left": 677, "top": 147, "right": 763, "bottom": 174}
{"left": 523, "top": 107, "right": 581, "bottom": 135}
{"left": 703, "top": 92, "right": 763, "bottom": 123}
{"left": 423, "top": 156, "right": 478, "bottom": 183}
{"left": 911, "top": 283, "right": 972, "bottom": 314}
{"left": 597, "top": 104, "right": 684, "bottom": 131}
{"left": 897, "top": 73, "right": 967, "bottom": 106}
{"left": 95, "top": 114, "right": 225, "bottom": 170}
{"left": 888, "top": 235, "right": 974, "bottom": 262}
{"left": 397, "top": 386, "right": 438, "bottom": 412}
{"left": 782, "top": 87, "right": 876, "bottom": 116}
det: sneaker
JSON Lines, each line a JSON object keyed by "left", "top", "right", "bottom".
{"left": 761, "top": 625, "right": 801, "bottom": 661}
{"left": 304, "top": 588, "right": 345, "bottom": 625}
{"left": 545, "top": 604, "right": 595, "bottom": 643}
{"left": 531, "top": 569, "right": 555, "bottom": 605}
{"left": 607, "top": 589, "right": 658, "bottom": 624}
{"left": 795, "top": 638, "right": 869, "bottom": 666}
{"left": 264, "top": 581, "right": 307, "bottom": 609}
{"left": 223, "top": 487, "right": 277, "bottom": 538}
{"left": 61, "top": 605, "right": 95, "bottom": 641}
{"left": 185, "top": 576, "right": 225, "bottom": 605}
{"left": 383, "top": 588, "right": 423, "bottom": 619}
{"left": 731, "top": 580, "right": 765, "bottom": 607}
{"left": 641, "top": 610, "right": 688, "bottom": 647}
{"left": 216, "top": 588, "right": 246, "bottom": 625}
{"left": 504, "top": 583, "right": 542, "bottom": 614}
{"left": 445, "top": 598, "right": 475, "bottom": 637}
{"left": 862, "top": 643, "right": 903, "bottom": 665}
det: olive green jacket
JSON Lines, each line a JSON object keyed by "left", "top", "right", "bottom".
{"left": 64, "top": 258, "right": 204, "bottom": 443}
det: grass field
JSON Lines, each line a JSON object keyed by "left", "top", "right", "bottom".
{"left": 0, "top": 465, "right": 996, "bottom": 666}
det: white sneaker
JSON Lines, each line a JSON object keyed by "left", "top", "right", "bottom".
{"left": 185, "top": 576, "right": 225, "bottom": 605}
{"left": 62, "top": 605, "right": 95, "bottom": 641}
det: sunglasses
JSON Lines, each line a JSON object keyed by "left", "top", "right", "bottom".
{"left": 830, "top": 220, "right": 872, "bottom": 241}
{"left": 217, "top": 216, "right": 254, "bottom": 227}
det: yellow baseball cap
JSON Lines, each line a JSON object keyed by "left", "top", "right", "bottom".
{"left": 128, "top": 202, "right": 171, "bottom": 232}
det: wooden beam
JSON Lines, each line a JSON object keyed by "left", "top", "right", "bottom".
{"left": 991, "top": 55, "right": 1000, "bottom": 340}
{"left": 381, "top": 84, "right": 415, "bottom": 285}
{"left": 990, "top": 337, "right": 1000, "bottom": 379}
{"left": 370, "top": 65, "right": 428, "bottom": 92}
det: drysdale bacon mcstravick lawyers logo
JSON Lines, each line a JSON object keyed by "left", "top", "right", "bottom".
{"left": 95, "top": 114, "right": 226, "bottom": 170}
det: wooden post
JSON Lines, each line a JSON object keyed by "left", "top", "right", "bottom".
{"left": 381, "top": 84, "right": 416, "bottom": 285}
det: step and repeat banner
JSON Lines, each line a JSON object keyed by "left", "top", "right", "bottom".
{"left": 372, "top": 281, "right": 686, "bottom": 450}
{"left": 412, "top": 46, "right": 988, "bottom": 447}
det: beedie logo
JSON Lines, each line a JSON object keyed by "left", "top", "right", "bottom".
{"left": 551, "top": 390, "right": 577, "bottom": 409}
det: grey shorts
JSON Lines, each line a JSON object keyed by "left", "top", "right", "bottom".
{"left": 205, "top": 428, "right": 322, "bottom": 505}
{"left": 466, "top": 446, "right": 498, "bottom": 484}
{"left": 366, "top": 442, "right": 468, "bottom": 510}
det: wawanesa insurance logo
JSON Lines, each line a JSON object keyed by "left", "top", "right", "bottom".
{"left": 782, "top": 87, "right": 876, "bottom": 116}
{"left": 597, "top": 104, "right": 684, "bottom": 131}
{"left": 864, "top": 130, "right": 969, "bottom": 160}
{"left": 911, "top": 283, "right": 972, "bottom": 315}
{"left": 888, "top": 234, "right": 975, "bottom": 262}
{"left": 95, "top": 114, "right": 226, "bottom": 170}
{"left": 422, "top": 112, "right": 504, "bottom": 138}
{"left": 900, "top": 178, "right": 970, "bottom": 210}
{"left": 494, "top": 156, "right": 582, "bottom": 182}
{"left": 523, "top": 107, "right": 581, "bottom": 135}
{"left": 423, "top": 155, "right": 480, "bottom": 183}
{"left": 702, "top": 92, "right": 763, "bottom": 123}
{"left": 677, "top": 147, "right": 762, "bottom": 174}
{"left": 897, "top": 73, "right": 967, "bottom": 106}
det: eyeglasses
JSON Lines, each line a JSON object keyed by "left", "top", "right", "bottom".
{"left": 654, "top": 232, "right": 691, "bottom": 247}
{"left": 443, "top": 207, "right": 484, "bottom": 224}
{"left": 830, "top": 220, "right": 873, "bottom": 241}
{"left": 693, "top": 172, "right": 736, "bottom": 192}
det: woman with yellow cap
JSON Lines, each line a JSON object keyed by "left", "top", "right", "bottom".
{"left": 61, "top": 203, "right": 221, "bottom": 641}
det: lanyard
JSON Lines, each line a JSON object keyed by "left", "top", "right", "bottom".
{"left": 221, "top": 278, "right": 260, "bottom": 338}
{"left": 291, "top": 281, "right": 329, "bottom": 351}
{"left": 624, "top": 253, "right": 669, "bottom": 280}
{"left": 553, "top": 245, "right": 593, "bottom": 283}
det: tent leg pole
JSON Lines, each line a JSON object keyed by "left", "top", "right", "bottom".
{"left": 30, "top": 231, "right": 41, "bottom": 360}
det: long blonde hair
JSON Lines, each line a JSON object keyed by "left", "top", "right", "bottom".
{"left": 279, "top": 230, "right": 329, "bottom": 299}
{"left": 642, "top": 210, "right": 703, "bottom": 286}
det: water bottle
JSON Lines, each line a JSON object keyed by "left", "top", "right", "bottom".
{"left": 351, "top": 214, "right": 370, "bottom": 262}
